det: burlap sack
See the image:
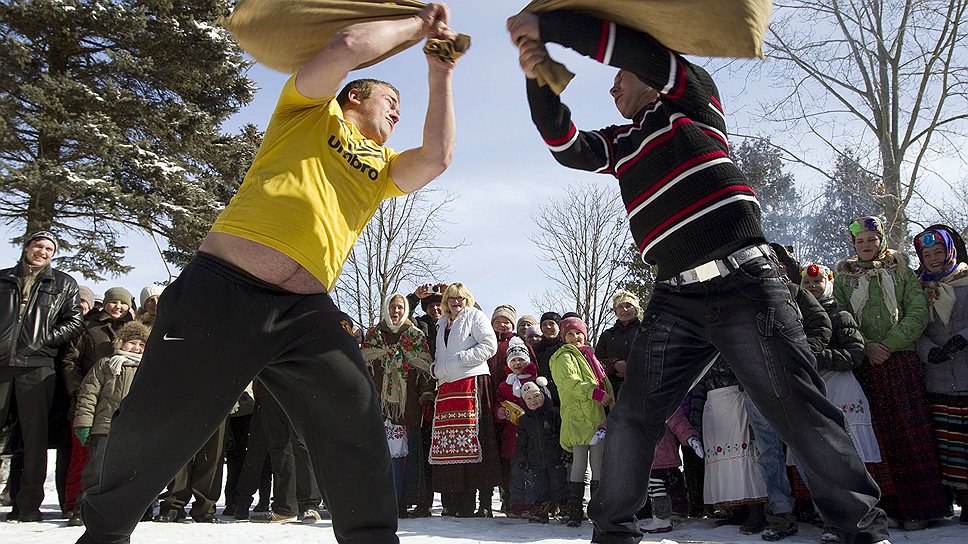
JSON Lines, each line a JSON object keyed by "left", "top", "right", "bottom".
{"left": 521, "top": 0, "right": 773, "bottom": 94}
{"left": 223, "top": 0, "right": 467, "bottom": 73}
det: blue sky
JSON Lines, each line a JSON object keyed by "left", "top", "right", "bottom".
{"left": 0, "top": 2, "right": 780, "bottom": 320}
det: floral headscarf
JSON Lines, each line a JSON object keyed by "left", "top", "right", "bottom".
{"left": 800, "top": 263, "right": 834, "bottom": 300}
{"left": 914, "top": 228, "right": 959, "bottom": 282}
{"left": 914, "top": 227, "right": 968, "bottom": 324}
{"left": 848, "top": 216, "right": 888, "bottom": 261}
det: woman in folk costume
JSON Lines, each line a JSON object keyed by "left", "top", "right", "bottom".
{"left": 833, "top": 216, "right": 948, "bottom": 529}
{"left": 428, "top": 283, "right": 501, "bottom": 517}
{"left": 914, "top": 225, "right": 968, "bottom": 523}
{"left": 799, "top": 263, "right": 894, "bottom": 542}
{"left": 361, "top": 293, "right": 434, "bottom": 518}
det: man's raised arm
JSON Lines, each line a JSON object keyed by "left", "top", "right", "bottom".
{"left": 295, "top": 4, "right": 449, "bottom": 100}
{"left": 389, "top": 47, "right": 456, "bottom": 193}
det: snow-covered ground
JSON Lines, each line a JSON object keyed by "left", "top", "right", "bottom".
{"left": 2, "top": 452, "right": 964, "bottom": 543}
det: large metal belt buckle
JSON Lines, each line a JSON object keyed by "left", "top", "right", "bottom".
{"left": 689, "top": 260, "right": 723, "bottom": 283}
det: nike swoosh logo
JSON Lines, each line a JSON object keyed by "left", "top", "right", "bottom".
{"left": 162, "top": 333, "right": 185, "bottom": 341}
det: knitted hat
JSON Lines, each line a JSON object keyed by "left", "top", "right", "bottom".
{"left": 23, "top": 230, "right": 58, "bottom": 253}
{"left": 78, "top": 286, "right": 95, "bottom": 308}
{"left": 561, "top": 311, "right": 581, "bottom": 320}
{"left": 103, "top": 287, "right": 134, "bottom": 306}
{"left": 525, "top": 324, "right": 542, "bottom": 338}
{"left": 559, "top": 316, "right": 588, "bottom": 340}
{"left": 139, "top": 284, "right": 165, "bottom": 307}
{"left": 611, "top": 289, "right": 640, "bottom": 311}
{"left": 113, "top": 320, "right": 150, "bottom": 348}
{"left": 491, "top": 304, "right": 517, "bottom": 326}
{"left": 539, "top": 311, "right": 561, "bottom": 324}
{"left": 420, "top": 292, "right": 442, "bottom": 312}
{"left": 517, "top": 314, "right": 537, "bottom": 329}
{"left": 506, "top": 336, "right": 531, "bottom": 365}
{"left": 521, "top": 376, "right": 549, "bottom": 402}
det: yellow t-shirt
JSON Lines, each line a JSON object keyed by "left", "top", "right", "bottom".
{"left": 211, "top": 76, "right": 406, "bottom": 291}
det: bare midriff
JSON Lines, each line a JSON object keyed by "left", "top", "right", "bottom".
{"left": 198, "top": 232, "right": 327, "bottom": 294}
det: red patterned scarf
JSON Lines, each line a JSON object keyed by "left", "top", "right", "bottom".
{"left": 429, "top": 377, "right": 481, "bottom": 465}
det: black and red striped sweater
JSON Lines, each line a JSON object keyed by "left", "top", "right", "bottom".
{"left": 527, "top": 11, "right": 765, "bottom": 281}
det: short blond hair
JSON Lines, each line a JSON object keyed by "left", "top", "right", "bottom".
{"left": 441, "top": 282, "right": 475, "bottom": 321}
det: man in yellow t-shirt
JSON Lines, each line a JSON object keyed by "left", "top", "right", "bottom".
{"left": 78, "top": 5, "right": 458, "bottom": 544}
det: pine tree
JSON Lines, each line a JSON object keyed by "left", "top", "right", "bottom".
{"left": 732, "top": 138, "right": 803, "bottom": 249}
{"left": 802, "top": 151, "right": 884, "bottom": 267}
{"left": 618, "top": 242, "right": 655, "bottom": 308}
{"left": 0, "top": 0, "right": 254, "bottom": 279}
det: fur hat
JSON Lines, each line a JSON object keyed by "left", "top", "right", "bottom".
{"left": 103, "top": 287, "right": 134, "bottom": 306}
{"left": 612, "top": 289, "right": 643, "bottom": 319}
{"left": 559, "top": 316, "right": 588, "bottom": 340}
{"left": 77, "top": 286, "right": 95, "bottom": 308}
{"left": 139, "top": 284, "right": 165, "bottom": 307}
{"left": 491, "top": 304, "right": 517, "bottom": 326}
{"left": 420, "top": 292, "right": 442, "bottom": 312}
{"left": 506, "top": 336, "right": 531, "bottom": 365}
{"left": 539, "top": 311, "right": 561, "bottom": 324}
{"left": 114, "top": 321, "right": 150, "bottom": 348}
{"left": 521, "top": 376, "right": 549, "bottom": 402}
{"left": 23, "top": 230, "right": 57, "bottom": 253}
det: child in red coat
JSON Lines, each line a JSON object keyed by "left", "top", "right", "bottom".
{"left": 495, "top": 336, "right": 540, "bottom": 516}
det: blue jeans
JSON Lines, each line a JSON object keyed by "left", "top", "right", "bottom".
{"left": 745, "top": 396, "right": 795, "bottom": 515}
{"left": 586, "top": 257, "right": 886, "bottom": 544}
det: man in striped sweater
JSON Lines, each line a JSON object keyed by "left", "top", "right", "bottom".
{"left": 508, "top": 11, "right": 889, "bottom": 544}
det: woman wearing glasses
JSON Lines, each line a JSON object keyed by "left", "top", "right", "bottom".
{"left": 428, "top": 283, "right": 501, "bottom": 517}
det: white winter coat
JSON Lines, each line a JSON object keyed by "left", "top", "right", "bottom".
{"left": 431, "top": 306, "right": 497, "bottom": 384}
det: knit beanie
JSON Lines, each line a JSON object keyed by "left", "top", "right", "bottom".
{"left": 103, "top": 287, "right": 134, "bottom": 306}
{"left": 517, "top": 315, "right": 537, "bottom": 328}
{"left": 525, "top": 324, "right": 542, "bottom": 337}
{"left": 611, "top": 290, "right": 640, "bottom": 311}
{"left": 139, "top": 284, "right": 165, "bottom": 307}
{"left": 539, "top": 311, "right": 561, "bottom": 324}
{"left": 561, "top": 311, "right": 581, "bottom": 320}
{"left": 113, "top": 320, "right": 150, "bottom": 348}
{"left": 23, "top": 230, "right": 58, "bottom": 253}
{"left": 491, "top": 304, "right": 517, "bottom": 326}
{"left": 521, "top": 376, "right": 549, "bottom": 402}
{"left": 506, "top": 336, "right": 531, "bottom": 365}
{"left": 78, "top": 286, "right": 95, "bottom": 308}
{"left": 559, "top": 316, "right": 588, "bottom": 340}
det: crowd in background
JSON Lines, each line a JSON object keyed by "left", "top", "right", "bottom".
{"left": 1, "top": 216, "right": 967, "bottom": 542}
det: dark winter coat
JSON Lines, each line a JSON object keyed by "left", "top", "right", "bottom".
{"left": 0, "top": 263, "right": 84, "bottom": 368}
{"left": 62, "top": 310, "right": 133, "bottom": 412}
{"left": 594, "top": 317, "right": 640, "bottom": 395}
{"left": 788, "top": 283, "right": 832, "bottom": 357}
{"left": 535, "top": 336, "right": 563, "bottom": 405}
{"left": 515, "top": 403, "right": 564, "bottom": 470}
{"left": 816, "top": 295, "right": 866, "bottom": 372}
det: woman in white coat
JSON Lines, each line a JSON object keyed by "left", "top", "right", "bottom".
{"left": 428, "top": 283, "right": 502, "bottom": 517}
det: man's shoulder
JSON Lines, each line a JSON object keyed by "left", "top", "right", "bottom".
{"left": 47, "top": 267, "right": 78, "bottom": 287}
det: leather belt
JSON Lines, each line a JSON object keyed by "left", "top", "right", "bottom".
{"left": 659, "top": 244, "right": 772, "bottom": 286}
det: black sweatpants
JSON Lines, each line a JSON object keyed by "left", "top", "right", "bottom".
{"left": 78, "top": 253, "right": 397, "bottom": 544}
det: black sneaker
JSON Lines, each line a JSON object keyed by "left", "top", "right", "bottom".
{"left": 193, "top": 513, "right": 221, "bottom": 523}
{"left": 17, "top": 510, "right": 42, "bottom": 523}
{"left": 68, "top": 511, "right": 84, "bottom": 527}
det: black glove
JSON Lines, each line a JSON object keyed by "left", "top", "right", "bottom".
{"left": 942, "top": 334, "right": 968, "bottom": 355}
{"left": 928, "top": 347, "right": 952, "bottom": 365}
